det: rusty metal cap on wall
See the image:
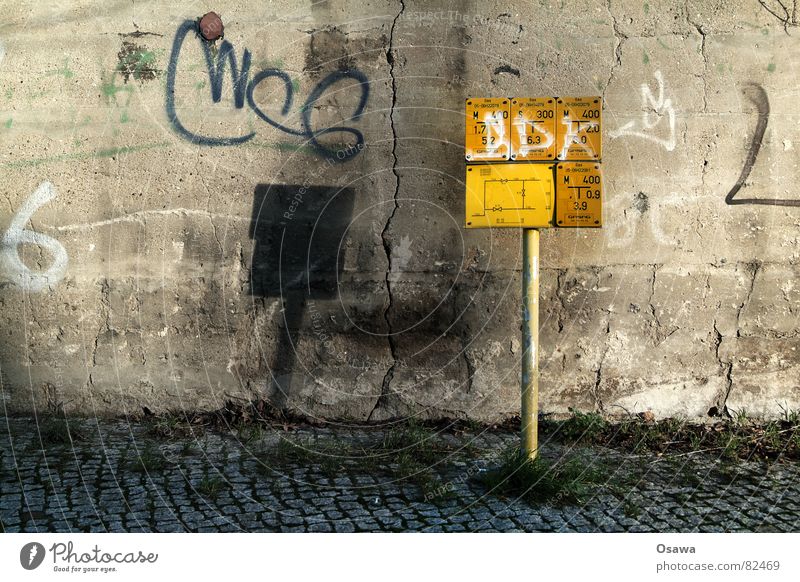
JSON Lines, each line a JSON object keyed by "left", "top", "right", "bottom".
{"left": 199, "top": 12, "right": 223, "bottom": 41}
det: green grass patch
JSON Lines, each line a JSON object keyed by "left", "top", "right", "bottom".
{"left": 554, "top": 408, "right": 608, "bottom": 441}
{"left": 38, "top": 416, "right": 86, "bottom": 445}
{"left": 197, "top": 474, "right": 225, "bottom": 499}
{"left": 478, "top": 447, "right": 606, "bottom": 506}
{"left": 543, "top": 407, "right": 800, "bottom": 462}
{"left": 258, "top": 436, "right": 359, "bottom": 478}
{"left": 142, "top": 414, "right": 202, "bottom": 440}
{"left": 128, "top": 445, "right": 168, "bottom": 473}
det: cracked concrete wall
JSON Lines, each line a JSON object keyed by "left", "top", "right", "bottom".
{"left": 0, "top": 0, "right": 798, "bottom": 422}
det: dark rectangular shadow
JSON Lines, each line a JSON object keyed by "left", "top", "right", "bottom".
{"left": 250, "top": 184, "right": 355, "bottom": 298}
{"left": 249, "top": 184, "right": 355, "bottom": 405}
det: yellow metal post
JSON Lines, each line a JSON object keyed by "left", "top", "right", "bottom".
{"left": 521, "top": 228, "right": 540, "bottom": 460}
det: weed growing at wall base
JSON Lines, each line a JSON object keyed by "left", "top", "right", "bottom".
{"left": 37, "top": 415, "right": 86, "bottom": 445}
{"left": 541, "top": 409, "right": 800, "bottom": 461}
{"left": 478, "top": 447, "right": 606, "bottom": 506}
{"left": 127, "top": 445, "right": 168, "bottom": 473}
{"left": 556, "top": 408, "right": 608, "bottom": 441}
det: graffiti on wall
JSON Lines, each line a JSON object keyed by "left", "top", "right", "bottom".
{"left": 0, "top": 182, "right": 68, "bottom": 292}
{"left": 725, "top": 83, "right": 800, "bottom": 208}
{"left": 606, "top": 72, "right": 798, "bottom": 248}
{"left": 608, "top": 70, "right": 676, "bottom": 152}
{"left": 165, "top": 20, "right": 369, "bottom": 160}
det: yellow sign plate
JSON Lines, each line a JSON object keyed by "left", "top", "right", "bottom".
{"left": 465, "top": 97, "right": 510, "bottom": 161}
{"left": 510, "top": 97, "right": 556, "bottom": 161}
{"left": 465, "top": 163, "right": 555, "bottom": 228}
{"left": 556, "top": 162, "right": 603, "bottom": 227}
{"left": 555, "top": 96, "right": 602, "bottom": 161}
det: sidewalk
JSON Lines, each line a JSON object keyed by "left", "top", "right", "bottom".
{"left": 1, "top": 417, "right": 797, "bottom": 532}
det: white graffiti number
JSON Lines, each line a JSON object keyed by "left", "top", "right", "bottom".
{"left": 1, "top": 182, "right": 68, "bottom": 291}
{"left": 609, "top": 70, "right": 676, "bottom": 152}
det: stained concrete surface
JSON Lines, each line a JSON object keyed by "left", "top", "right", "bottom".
{"left": 0, "top": 1, "right": 798, "bottom": 422}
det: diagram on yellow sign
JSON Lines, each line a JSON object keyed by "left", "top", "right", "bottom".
{"left": 465, "top": 163, "right": 554, "bottom": 228}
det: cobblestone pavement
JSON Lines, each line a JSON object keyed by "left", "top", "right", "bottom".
{"left": 1, "top": 417, "right": 798, "bottom": 532}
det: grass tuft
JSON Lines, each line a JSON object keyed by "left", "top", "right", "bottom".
{"left": 129, "top": 445, "right": 168, "bottom": 473}
{"left": 544, "top": 407, "right": 800, "bottom": 462}
{"left": 197, "top": 474, "right": 224, "bottom": 499}
{"left": 257, "top": 437, "right": 358, "bottom": 478}
{"left": 38, "top": 416, "right": 86, "bottom": 445}
{"left": 556, "top": 408, "right": 608, "bottom": 441}
{"left": 478, "top": 447, "right": 606, "bottom": 506}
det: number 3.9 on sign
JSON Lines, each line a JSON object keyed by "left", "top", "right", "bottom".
{"left": 555, "top": 162, "right": 602, "bottom": 227}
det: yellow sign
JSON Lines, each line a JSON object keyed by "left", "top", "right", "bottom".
{"left": 555, "top": 162, "right": 603, "bottom": 227}
{"left": 465, "top": 98, "right": 510, "bottom": 161}
{"left": 510, "top": 98, "right": 556, "bottom": 161}
{"left": 555, "top": 97, "right": 602, "bottom": 161}
{"left": 465, "top": 163, "right": 555, "bottom": 228}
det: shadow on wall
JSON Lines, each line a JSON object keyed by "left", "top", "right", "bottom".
{"left": 249, "top": 184, "right": 355, "bottom": 407}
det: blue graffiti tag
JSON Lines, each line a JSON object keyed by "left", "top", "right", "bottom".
{"left": 165, "top": 20, "right": 369, "bottom": 160}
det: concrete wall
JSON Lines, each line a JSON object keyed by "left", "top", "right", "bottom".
{"left": 0, "top": 0, "right": 798, "bottom": 421}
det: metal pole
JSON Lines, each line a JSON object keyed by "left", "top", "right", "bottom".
{"left": 521, "top": 228, "right": 540, "bottom": 460}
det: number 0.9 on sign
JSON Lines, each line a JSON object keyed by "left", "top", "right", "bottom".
{"left": 556, "top": 162, "right": 602, "bottom": 227}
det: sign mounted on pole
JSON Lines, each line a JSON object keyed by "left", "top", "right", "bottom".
{"left": 510, "top": 97, "right": 557, "bottom": 161}
{"left": 463, "top": 94, "right": 605, "bottom": 462}
{"left": 465, "top": 163, "right": 555, "bottom": 228}
{"left": 555, "top": 162, "right": 603, "bottom": 227}
{"left": 464, "top": 98, "right": 510, "bottom": 161}
{"left": 555, "top": 96, "right": 602, "bottom": 161}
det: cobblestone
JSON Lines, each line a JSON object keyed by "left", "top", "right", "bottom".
{"left": 1, "top": 418, "right": 798, "bottom": 532}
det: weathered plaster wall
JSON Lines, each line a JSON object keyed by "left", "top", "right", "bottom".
{"left": 0, "top": 0, "right": 798, "bottom": 421}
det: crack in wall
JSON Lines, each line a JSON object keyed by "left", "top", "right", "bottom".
{"left": 711, "top": 261, "right": 762, "bottom": 416}
{"left": 647, "top": 263, "right": 678, "bottom": 345}
{"left": 208, "top": 215, "right": 224, "bottom": 260}
{"left": 462, "top": 349, "right": 475, "bottom": 393}
{"left": 416, "top": 260, "right": 795, "bottom": 276}
{"left": 686, "top": 3, "right": 709, "bottom": 113}
{"left": 88, "top": 278, "right": 111, "bottom": 388}
{"left": 692, "top": 22, "right": 708, "bottom": 112}
{"left": 456, "top": 279, "right": 475, "bottom": 394}
{"left": 736, "top": 260, "right": 762, "bottom": 338}
{"left": 368, "top": 0, "right": 405, "bottom": 422}
{"left": 711, "top": 318, "right": 733, "bottom": 417}
{"left": 592, "top": 320, "right": 611, "bottom": 413}
{"left": 195, "top": 172, "right": 224, "bottom": 261}
{"left": 604, "top": 0, "right": 626, "bottom": 97}
{"left": 555, "top": 268, "right": 568, "bottom": 333}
